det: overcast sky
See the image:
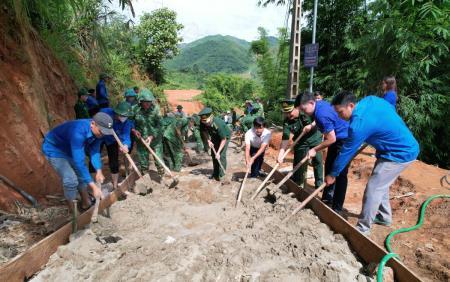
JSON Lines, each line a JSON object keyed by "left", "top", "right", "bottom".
{"left": 113, "top": 0, "right": 288, "bottom": 43}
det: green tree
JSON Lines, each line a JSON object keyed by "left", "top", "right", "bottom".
{"left": 250, "top": 27, "right": 289, "bottom": 123}
{"left": 136, "top": 8, "right": 183, "bottom": 84}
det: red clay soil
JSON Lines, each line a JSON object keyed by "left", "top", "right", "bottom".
{"left": 266, "top": 132, "right": 450, "bottom": 281}
{"left": 164, "top": 89, "right": 204, "bottom": 115}
{"left": 0, "top": 12, "right": 77, "bottom": 212}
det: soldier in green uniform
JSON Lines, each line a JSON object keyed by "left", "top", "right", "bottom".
{"left": 241, "top": 104, "right": 261, "bottom": 132}
{"left": 131, "top": 89, "right": 164, "bottom": 175}
{"left": 189, "top": 114, "right": 206, "bottom": 154}
{"left": 198, "top": 107, "right": 231, "bottom": 181}
{"left": 255, "top": 97, "right": 265, "bottom": 118}
{"left": 277, "top": 99, "right": 324, "bottom": 188}
{"left": 124, "top": 88, "right": 138, "bottom": 107}
{"left": 163, "top": 116, "right": 189, "bottom": 172}
{"left": 74, "top": 88, "right": 90, "bottom": 119}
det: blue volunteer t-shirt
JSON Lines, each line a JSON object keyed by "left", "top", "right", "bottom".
{"left": 42, "top": 119, "right": 102, "bottom": 184}
{"left": 100, "top": 108, "right": 133, "bottom": 147}
{"left": 331, "top": 96, "right": 419, "bottom": 177}
{"left": 383, "top": 90, "right": 397, "bottom": 109}
{"left": 314, "top": 100, "right": 349, "bottom": 140}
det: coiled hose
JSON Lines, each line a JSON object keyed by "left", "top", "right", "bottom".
{"left": 377, "top": 194, "right": 450, "bottom": 282}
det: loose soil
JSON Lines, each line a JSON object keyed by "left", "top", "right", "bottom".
{"left": 265, "top": 132, "right": 450, "bottom": 281}
{"left": 31, "top": 143, "right": 372, "bottom": 281}
{"left": 164, "top": 89, "right": 204, "bottom": 115}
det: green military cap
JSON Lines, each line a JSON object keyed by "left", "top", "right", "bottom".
{"left": 198, "top": 107, "right": 213, "bottom": 121}
{"left": 139, "top": 88, "right": 156, "bottom": 102}
{"left": 114, "top": 101, "right": 133, "bottom": 117}
{"left": 124, "top": 88, "right": 137, "bottom": 97}
{"left": 177, "top": 105, "right": 183, "bottom": 109}
{"left": 77, "top": 87, "right": 88, "bottom": 97}
{"left": 281, "top": 99, "right": 295, "bottom": 113}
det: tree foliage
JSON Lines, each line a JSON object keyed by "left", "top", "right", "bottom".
{"left": 256, "top": 0, "right": 449, "bottom": 167}
{"left": 199, "top": 74, "right": 260, "bottom": 113}
{"left": 136, "top": 8, "right": 183, "bottom": 84}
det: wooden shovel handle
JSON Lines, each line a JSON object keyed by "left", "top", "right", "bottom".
{"left": 209, "top": 143, "right": 227, "bottom": 174}
{"left": 283, "top": 183, "right": 327, "bottom": 223}
{"left": 273, "top": 155, "right": 309, "bottom": 191}
{"left": 236, "top": 169, "right": 250, "bottom": 206}
{"left": 112, "top": 131, "right": 142, "bottom": 177}
{"left": 251, "top": 131, "right": 307, "bottom": 200}
{"left": 139, "top": 136, "right": 174, "bottom": 178}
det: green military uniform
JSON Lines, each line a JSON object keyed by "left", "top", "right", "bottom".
{"left": 163, "top": 117, "right": 188, "bottom": 172}
{"left": 74, "top": 88, "right": 89, "bottom": 119}
{"left": 281, "top": 99, "right": 324, "bottom": 188}
{"left": 241, "top": 104, "right": 262, "bottom": 133}
{"left": 199, "top": 108, "right": 231, "bottom": 180}
{"left": 190, "top": 114, "right": 206, "bottom": 153}
{"left": 133, "top": 89, "right": 164, "bottom": 174}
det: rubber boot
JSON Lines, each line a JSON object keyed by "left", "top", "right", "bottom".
{"left": 111, "top": 173, "right": 119, "bottom": 190}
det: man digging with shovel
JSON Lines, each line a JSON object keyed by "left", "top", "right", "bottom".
{"left": 199, "top": 107, "right": 231, "bottom": 182}
{"left": 42, "top": 112, "right": 114, "bottom": 214}
{"left": 278, "top": 98, "right": 324, "bottom": 189}
{"left": 132, "top": 89, "right": 165, "bottom": 176}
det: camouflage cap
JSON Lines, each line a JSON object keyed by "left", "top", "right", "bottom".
{"left": 281, "top": 99, "right": 295, "bottom": 113}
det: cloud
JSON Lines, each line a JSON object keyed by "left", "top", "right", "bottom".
{"left": 118, "top": 0, "right": 287, "bottom": 42}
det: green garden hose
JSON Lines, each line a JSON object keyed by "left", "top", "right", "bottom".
{"left": 377, "top": 194, "right": 450, "bottom": 282}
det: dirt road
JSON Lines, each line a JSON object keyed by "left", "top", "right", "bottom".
{"left": 32, "top": 143, "right": 371, "bottom": 281}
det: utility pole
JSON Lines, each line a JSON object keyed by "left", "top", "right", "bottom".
{"left": 308, "top": 0, "right": 318, "bottom": 93}
{"left": 286, "top": 0, "right": 302, "bottom": 99}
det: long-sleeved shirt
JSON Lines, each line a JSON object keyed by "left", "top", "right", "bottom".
{"left": 86, "top": 96, "right": 99, "bottom": 110}
{"left": 100, "top": 108, "right": 133, "bottom": 147}
{"left": 314, "top": 100, "right": 349, "bottom": 140}
{"left": 96, "top": 79, "right": 109, "bottom": 105}
{"left": 383, "top": 90, "right": 397, "bottom": 109}
{"left": 42, "top": 120, "right": 102, "bottom": 184}
{"left": 330, "top": 96, "right": 419, "bottom": 177}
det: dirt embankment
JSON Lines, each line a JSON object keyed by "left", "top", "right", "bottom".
{"left": 164, "top": 89, "right": 203, "bottom": 115}
{"left": 0, "top": 11, "right": 77, "bottom": 211}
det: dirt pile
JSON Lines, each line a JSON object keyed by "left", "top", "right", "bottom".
{"left": 164, "top": 89, "right": 203, "bottom": 114}
{"left": 32, "top": 144, "right": 371, "bottom": 281}
{"left": 0, "top": 10, "right": 77, "bottom": 211}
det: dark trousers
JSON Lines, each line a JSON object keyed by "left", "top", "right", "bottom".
{"left": 322, "top": 139, "right": 349, "bottom": 212}
{"left": 250, "top": 146, "right": 264, "bottom": 177}
{"left": 89, "top": 142, "right": 119, "bottom": 174}
{"left": 106, "top": 143, "right": 119, "bottom": 174}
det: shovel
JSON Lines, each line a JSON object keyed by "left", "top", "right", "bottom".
{"left": 251, "top": 131, "right": 307, "bottom": 200}
{"left": 283, "top": 183, "right": 327, "bottom": 223}
{"left": 269, "top": 155, "right": 309, "bottom": 194}
{"left": 91, "top": 182, "right": 102, "bottom": 223}
{"left": 112, "top": 131, "right": 142, "bottom": 178}
{"left": 235, "top": 169, "right": 250, "bottom": 207}
{"left": 283, "top": 143, "right": 369, "bottom": 222}
{"left": 209, "top": 142, "right": 227, "bottom": 179}
{"left": 138, "top": 136, "right": 179, "bottom": 188}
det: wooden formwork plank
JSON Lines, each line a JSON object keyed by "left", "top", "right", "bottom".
{"left": 262, "top": 162, "right": 421, "bottom": 282}
{"left": 0, "top": 172, "right": 138, "bottom": 282}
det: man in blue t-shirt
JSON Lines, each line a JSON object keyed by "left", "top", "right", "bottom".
{"left": 42, "top": 112, "right": 114, "bottom": 213}
{"left": 297, "top": 92, "right": 350, "bottom": 213}
{"left": 326, "top": 92, "right": 419, "bottom": 235}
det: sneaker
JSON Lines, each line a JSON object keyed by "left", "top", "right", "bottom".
{"left": 359, "top": 229, "right": 371, "bottom": 236}
{"left": 373, "top": 216, "right": 391, "bottom": 227}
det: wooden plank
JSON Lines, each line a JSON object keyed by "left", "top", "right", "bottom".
{"left": 261, "top": 162, "right": 421, "bottom": 282}
{"left": 0, "top": 172, "right": 139, "bottom": 282}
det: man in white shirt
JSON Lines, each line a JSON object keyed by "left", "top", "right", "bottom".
{"left": 245, "top": 117, "right": 272, "bottom": 177}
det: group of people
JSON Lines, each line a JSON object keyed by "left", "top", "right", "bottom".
{"left": 44, "top": 73, "right": 418, "bottom": 236}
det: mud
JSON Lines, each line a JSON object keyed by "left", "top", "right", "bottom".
{"left": 32, "top": 144, "right": 372, "bottom": 281}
